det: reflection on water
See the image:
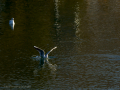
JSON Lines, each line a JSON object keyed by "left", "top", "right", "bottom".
{"left": 74, "top": 2, "right": 80, "bottom": 37}
{"left": 32, "top": 55, "right": 57, "bottom": 89}
{"left": 31, "top": 55, "right": 57, "bottom": 71}
{"left": 54, "top": 0, "right": 61, "bottom": 37}
{"left": 0, "top": 0, "right": 120, "bottom": 89}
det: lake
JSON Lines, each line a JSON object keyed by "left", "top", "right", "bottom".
{"left": 0, "top": 0, "right": 120, "bottom": 89}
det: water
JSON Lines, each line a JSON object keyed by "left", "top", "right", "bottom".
{"left": 0, "top": 0, "right": 120, "bottom": 89}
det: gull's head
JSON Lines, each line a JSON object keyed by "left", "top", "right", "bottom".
{"left": 11, "top": 18, "right": 14, "bottom": 20}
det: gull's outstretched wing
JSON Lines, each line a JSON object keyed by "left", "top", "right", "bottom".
{"left": 34, "top": 46, "right": 45, "bottom": 57}
{"left": 45, "top": 46, "right": 57, "bottom": 57}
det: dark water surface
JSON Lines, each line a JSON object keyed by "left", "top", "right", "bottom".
{"left": 0, "top": 0, "right": 120, "bottom": 89}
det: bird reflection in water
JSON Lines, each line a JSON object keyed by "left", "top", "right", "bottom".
{"left": 32, "top": 56, "right": 57, "bottom": 76}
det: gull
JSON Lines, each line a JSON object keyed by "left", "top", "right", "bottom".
{"left": 9, "top": 18, "right": 15, "bottom": 30}
{"left": 34, "top": 46, "right": 57, "bottom": 66}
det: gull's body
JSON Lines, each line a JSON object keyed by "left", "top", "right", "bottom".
{"left": 9, "top": 18, "right": 15, "bottom": 30}
{"left": 34, "top": 46, "right": 57, "bottom": 67}
{"left": 9, "top": 18, "right": 15, "bottom": 25}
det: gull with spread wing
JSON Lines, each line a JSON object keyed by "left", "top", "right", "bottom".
{"left": 34, "top": 46, "right": 57, "bottom": 66}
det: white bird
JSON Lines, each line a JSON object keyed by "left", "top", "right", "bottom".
{"left": 34, "top": 46, "right": 57, "bottom": 67}
{"left": 9, "top": 18, "right": 15, "bottom": 30}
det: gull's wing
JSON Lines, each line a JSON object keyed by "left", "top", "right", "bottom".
{"left": 9, "top": 20, "right": 13, "bottom": 25}
{"left": 45, "top": 46, "right": 57, "bottom": 57}
{"left": 34, "top": 46, "right": 45, "bottom": 57}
